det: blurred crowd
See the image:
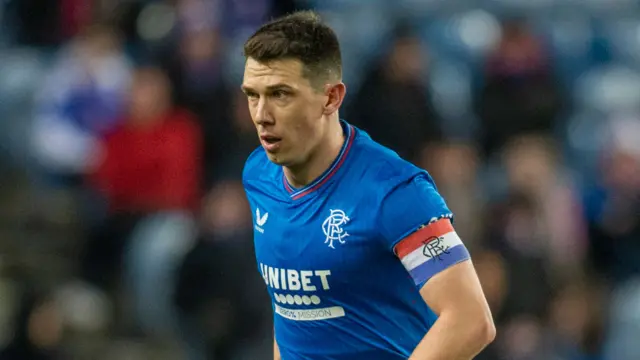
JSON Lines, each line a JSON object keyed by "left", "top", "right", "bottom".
{"left": 0, "top": 0, "right": 639, "bottom": 359}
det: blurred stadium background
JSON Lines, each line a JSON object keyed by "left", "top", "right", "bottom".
{"left": 0, "top": 0, "right": 639, "bottom": 359}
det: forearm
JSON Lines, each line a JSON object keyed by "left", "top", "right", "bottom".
{"left": 409, "top": 311, "right": 494, "bottom": 360}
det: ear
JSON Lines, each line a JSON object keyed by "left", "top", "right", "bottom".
{"left": 322, "top": 82, "right": 346, "bottom": 115}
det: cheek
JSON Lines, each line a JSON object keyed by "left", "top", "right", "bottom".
{"left": 293, "top": 114, "right": 321, "bottom": 141}
{"left": 277, "top": 100, "right": 321, "bottom": 143}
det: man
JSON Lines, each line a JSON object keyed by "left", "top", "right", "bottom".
{"left": 241, "top": 11, "right": 495, "bottom": 360}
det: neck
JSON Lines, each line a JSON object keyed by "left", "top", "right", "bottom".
{"left": 284, "top": 117, "right": 344, "bottom": 188}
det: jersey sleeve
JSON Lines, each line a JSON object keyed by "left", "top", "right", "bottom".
{"left": 378, "top": 173, "right": 470, "bottom": 287}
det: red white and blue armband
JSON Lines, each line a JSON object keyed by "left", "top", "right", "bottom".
{"left": 393, "top": 218, "right": 470, "bottom": 286}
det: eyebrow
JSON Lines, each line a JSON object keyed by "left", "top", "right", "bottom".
{"left": 241, "top": 84, "right": 295, "bottom": 93}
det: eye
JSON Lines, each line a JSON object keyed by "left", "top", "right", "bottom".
{"left": 272, "top": 90, "right": 288, "bottom": 99}
{"left": 243, "top": 90, "right": 259, "bottom": 100}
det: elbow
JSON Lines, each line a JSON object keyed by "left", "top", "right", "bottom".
{"left": 475, "top": 314, "right": 496, "bottom": 347}
{"left": 444, "top": 308, "right": 496, "bottom": 349}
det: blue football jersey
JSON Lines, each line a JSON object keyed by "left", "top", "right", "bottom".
{"left": 242, "top": 121, "right": 470, "bottom": 360}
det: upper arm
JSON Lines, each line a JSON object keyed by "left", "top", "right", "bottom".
{"left": 378, "top": 173, "right": 493, "bottom": 336}
{"left": 378, "top": 173, "right": 470, "bottom": 287}
{"left": 419, "top": 260, "right": 492, "bottom": 322}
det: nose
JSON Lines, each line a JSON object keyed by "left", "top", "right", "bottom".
{"left": 254, "top": 98, "right": 274, "bottom": 126}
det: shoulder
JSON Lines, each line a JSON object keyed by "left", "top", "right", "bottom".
{"left": 347, "top": 126, "right": 453, "bottom": 242}
{"left": 349, "top": 127, "right": 426, "bottom": 195}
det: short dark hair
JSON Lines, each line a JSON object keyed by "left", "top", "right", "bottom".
{"left": 243, "top": 11, "right": 342, "bottom": 87}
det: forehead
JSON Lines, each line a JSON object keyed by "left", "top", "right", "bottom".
{"left": 242, "top": 58, "right": 311, "bottom": 90}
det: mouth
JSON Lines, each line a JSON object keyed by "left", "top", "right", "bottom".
{"left": 259, "top": 134, "right": 283, "bottom": 152}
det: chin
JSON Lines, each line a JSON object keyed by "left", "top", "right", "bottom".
{"left": 267, "top": 153, "right": 300, "bottom": 168}
{"left": 265, "top": 152, "right": 286, "bottom": 165}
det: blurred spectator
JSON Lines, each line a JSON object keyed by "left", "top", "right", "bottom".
{"left": 589, "top": 116, "right": 640, "bottom": 360}
{"left": 475, "top": 18, "right": 564, "bottom": 158}
{"left": 583, "top": 116, "right": 640, "bottom": 283}
{"left": 486, "top": 136, "right": 586, "bottom": 321}
{"left": 0, "top": 288, "right": 64, "bottom": 360}
{"left": 485, "top": 190, "right": 553, "bottom": 319}
{"left": 89, "top": 66, "right": 201, "bottom": 214}
{"left": 80, "top": 66, "right": 201, "bottom": 295}
{"left": 175, "top": 181, "right": 270, "bottom": 360}
{"left": 348, "top": 23, "right": 442, "bottom": 163}
{"left": 31, "top": 23, "right": 131, "bottom": 182}
{"left": 502, "top": 135, "right": 587, "bottom": 275}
